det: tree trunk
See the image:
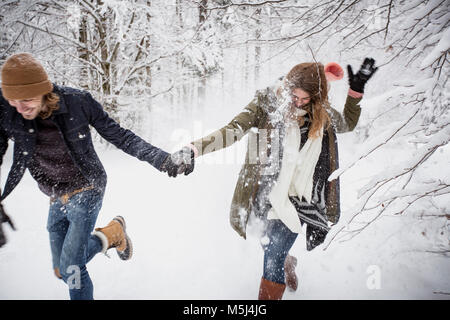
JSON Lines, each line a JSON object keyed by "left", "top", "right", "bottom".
{"left": 197, "top": 0, "right": 208, "bottom": 109}
{"left": 254, "top": 7, "right": 262, "bottom": 89}
{"left": 78, "top": 15, "right": 90, "bottom": 90}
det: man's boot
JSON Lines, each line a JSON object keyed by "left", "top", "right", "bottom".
{"left": 54, "top": 268, "right": 62, "bottom": 279}
{"left": 93, "top": 216, "right": 133, "bottom": 260}
{"left": 258, "top": 277, "right": 286, "bottom": 300}
{"left": 284, "top": 255, "right": 298, "bottom": 292}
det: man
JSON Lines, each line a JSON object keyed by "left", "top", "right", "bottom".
{"left": 0, "top": 52, "right": 193, "bottom": 299}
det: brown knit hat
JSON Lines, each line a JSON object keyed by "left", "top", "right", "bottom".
{"left": 1, "top": 53, "right": 53, "bottom": 100}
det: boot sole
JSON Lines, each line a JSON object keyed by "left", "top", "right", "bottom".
{"left": 113, "top": 216, "right": 133, "bottom": 260}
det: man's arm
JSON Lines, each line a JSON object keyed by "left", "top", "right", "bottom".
{"left": 83, "top": 92, "right": 169, "bottom": 171}
{"left": 0, "top": 110, "right": 14, "bottom": 247}
{"left": 0, "top": 198, "right": 15, "bottom": 248}
{"left": 0, "top": 98, "right": 8, "bottom": 168}
{"left": 0, "top": 128, "right": 8, "bottom": 168}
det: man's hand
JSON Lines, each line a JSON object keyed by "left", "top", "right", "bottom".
{"left": 0, "top": 202, "right": 16, "bottom": 248}
{"left": 347, "top": 58, "right": 378, "bottom": 93}
{"left": 161, "top": 146, "right": 195, "bottom": 178}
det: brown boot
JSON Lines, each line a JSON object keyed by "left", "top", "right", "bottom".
{"left": 258, "top": 277, "right": 286, "bottom": 300}
{"left": 93, "top": 216, "right": 133, "bottom": 260}
{"left": 284, "top": 255, "right": 298, "bottom": 292}
{"left": 54, "top": 267, "right": 62, "bottom": 279}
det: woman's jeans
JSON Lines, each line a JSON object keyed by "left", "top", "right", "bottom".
{"left": 47, "top": 188, "right": 104, "bottom": 300}
{"left": 262, "top": 219, "right": 298, "bottom": 284}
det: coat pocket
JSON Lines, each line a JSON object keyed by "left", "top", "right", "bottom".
{"left": 65, "top": 126, "right": 92, "bottom": 155}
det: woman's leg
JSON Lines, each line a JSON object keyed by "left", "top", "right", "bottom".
{"left": 259, "top": 219, "right": 298, "bottom": 299}
{"left": 262, "top": 219, "right": 298, "bottom": 284}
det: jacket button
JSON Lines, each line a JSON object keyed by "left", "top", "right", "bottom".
{"left": 23, "top": 151, "right": 29, "bottom": 155}
{"left": 28, "top": 129, "right": 34, "bottom": 133}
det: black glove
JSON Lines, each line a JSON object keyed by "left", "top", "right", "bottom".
{"left": 347, "top": 58, "right": 378, "bottom": 93}
{"left": 0, "top": 201, "right": 16, "bottom": 248}
{"left": 161, "top": 147, "right": 195, "bottom": 178}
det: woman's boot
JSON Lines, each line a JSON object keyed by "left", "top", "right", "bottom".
{"left": 284, "top": 255, "right": 298, "bottom": 291}
{"left": 258, "top": 277, "right": 286, "bottom": 300}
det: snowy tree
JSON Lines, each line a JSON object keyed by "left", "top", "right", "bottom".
{"left": 312, "top": 0, "right": 450, "bottom": 256}
{"left": 0, "top": 0, "right": 448, "bottom": 255}
{"left": 0, "top": 1, "right": 219, "bottom": 127}
{"left": 184, "top": 0, "right": 449, "bottom": 255}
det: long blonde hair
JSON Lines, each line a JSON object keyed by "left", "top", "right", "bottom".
{"left": 283, "top": 62, "right": 331, "bottom": 138}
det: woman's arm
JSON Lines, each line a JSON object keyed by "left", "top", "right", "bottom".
{"left": 190, "top": 93, "right": 264, "bottom": 157}
{"left": 329, "top": 58, "right": 378, "bottom": 134}
{"left": 328, "top": 89, "right": 363, "bottom": 133}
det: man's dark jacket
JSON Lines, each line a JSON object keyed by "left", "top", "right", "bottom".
{"left": 0, "top": 84, "right": 169, "bottom": 200}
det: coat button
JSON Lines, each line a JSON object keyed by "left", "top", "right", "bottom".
{"left": 23, "top": 151, "right": 29, "bottom": 155}
{"left": 28, "top": 129, "right": 34, "bottom": 133}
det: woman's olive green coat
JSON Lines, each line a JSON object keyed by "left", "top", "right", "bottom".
{"left": 192, "top": 87, "right": 362, "bottom": 239}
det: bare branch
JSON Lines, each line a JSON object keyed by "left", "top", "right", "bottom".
{"left": 384, "top": 0, "right": 393, "bottom": 41}
{"left": 15, "top": 20, "right": 86, "bottom": 49}
{"left": 329, "top": 105, "right": 421, "bottom": 182}
{"left": 193, "top": 0, "right": 289, "bottom": 11}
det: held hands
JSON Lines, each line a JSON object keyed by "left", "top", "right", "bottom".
{"left": 347, "top": 58, "right": 378, "bottom": 93}
{"left": 161, "top": 146, "right": 195, "bottom": 178}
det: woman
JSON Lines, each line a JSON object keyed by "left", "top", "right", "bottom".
{"left": 186, "top": 58, "right": 377, "bottom": 300}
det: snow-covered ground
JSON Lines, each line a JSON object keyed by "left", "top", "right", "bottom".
{"left": 1, "top": 136, "right": 449, "bottom": 299}
{"left": 0, "top": 82, "right": 449, "bottom": 300}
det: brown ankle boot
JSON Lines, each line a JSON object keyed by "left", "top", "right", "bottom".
{"left": 54, "top": 267, "right": 62, "bottom": 279}
{"left": 93, "top": 216, "right": 133, "bottom": 260}
{"left": 258, "top": 277, "right": 286, "bottom": 300}
{"left": 284, "top": 255, "right": 298, "bottom": 292}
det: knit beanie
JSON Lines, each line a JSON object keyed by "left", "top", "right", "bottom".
{"left": 1, "top": 53, "right": 53, "bottom": 100}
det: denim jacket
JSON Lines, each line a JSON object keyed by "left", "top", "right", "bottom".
{"left": 0, "top": 84, "right": 169, "bottom": 200}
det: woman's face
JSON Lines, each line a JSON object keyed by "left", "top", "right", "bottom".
{"left": 291, "top": 88, "right": 311, "bottom": 109}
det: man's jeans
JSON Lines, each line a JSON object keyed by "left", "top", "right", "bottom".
{"left": 47, "top": 188, "right": 104, "bottom": 300}
{"left": 262, "top": 219, "right": 298, "bottom": 284}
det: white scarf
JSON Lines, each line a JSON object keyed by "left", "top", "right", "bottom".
{"left": 267, "top": 119, "right": 324, "bottom": 233}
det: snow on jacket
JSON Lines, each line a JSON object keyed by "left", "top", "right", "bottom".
{"left": 191, "top": 86, "right": 362, "bottom": 239}
{"left": 0, "top": 84, "right": 169, "bottom": 200}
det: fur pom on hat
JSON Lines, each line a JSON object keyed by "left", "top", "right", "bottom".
{"left": 1, "top": 53, "right": 53, "bottom": 100}
{"left": 324, "top": 62, "right": 344, "bottom": 82}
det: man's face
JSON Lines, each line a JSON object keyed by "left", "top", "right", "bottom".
{"left": 7, "top": 95, "right": 44, "bottom": 120}
{"left": 291, "top": 88, "right": 311, "bottom": 109}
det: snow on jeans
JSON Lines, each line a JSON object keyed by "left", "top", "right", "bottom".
{"left": 47, "top": 188, "right": 104, "bottom": 300}
{"left": 262, "top": 219, "right": 298, "bottom": 284}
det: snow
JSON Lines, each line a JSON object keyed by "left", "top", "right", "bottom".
{"left": 0, "top": 114, "right": 449, "bottom": 300}
{"left": 420, "top": 27, "right": 450, "bottom": 69}
{"left": 1, "top": 0, "right": 449, "bottom": 301}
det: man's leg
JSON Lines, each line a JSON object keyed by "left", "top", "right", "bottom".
{"left": 47, "top": 200, "right": 69, "bottom": 279}
{"left": 58, "top": 189, "right": 104, "bottom": 300}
